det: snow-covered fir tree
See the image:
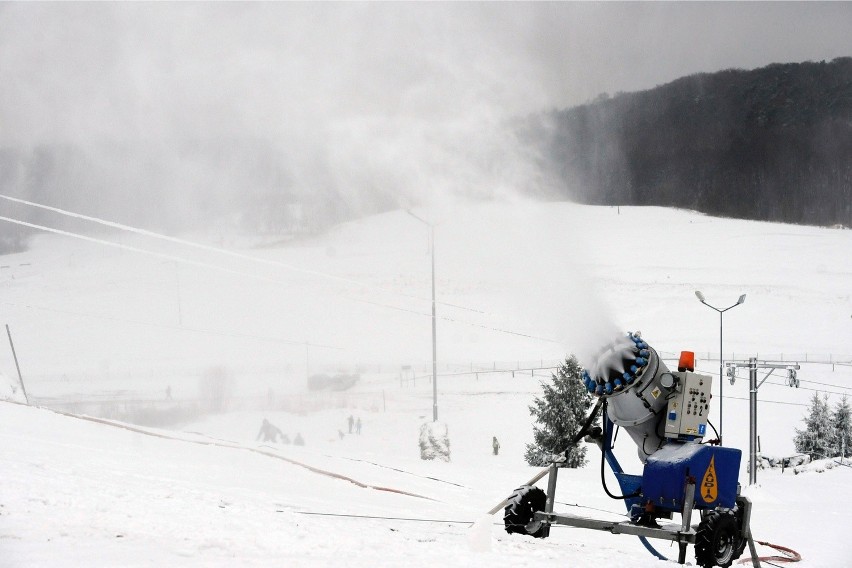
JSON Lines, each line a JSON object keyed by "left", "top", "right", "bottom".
{"left": 832, "top": 395, "right": 852, "bottom": 458}
{"left": 794, "top": 392, "right": 836, "bottom": 460}
{"left": 525, "top": 355, "right": 596, "bottom": 467}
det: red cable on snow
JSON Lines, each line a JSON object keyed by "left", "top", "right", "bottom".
{"left": 27, "top": 404, "right": 439, "bottom": 502}
{"left": 739, "top": 540, "right": 802, "bottom": 564}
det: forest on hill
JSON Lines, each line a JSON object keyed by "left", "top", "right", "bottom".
{"left": 533, "top": 57, "right": 852, "bottom": 227}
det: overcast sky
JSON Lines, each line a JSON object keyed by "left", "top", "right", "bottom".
{"left": 3, "top": 2, "right": 849, "bottom": 141}
{"left": 1, "top": 2, "right": 850, "bottom": 222}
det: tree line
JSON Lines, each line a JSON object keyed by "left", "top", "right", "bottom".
{"left": 795, "top": 393, "right": 852, "bottom": 461}
{"left": 531, "top": 57, "right": 852, "bottom": 227}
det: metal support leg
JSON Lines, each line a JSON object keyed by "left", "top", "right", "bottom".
{"left": 678, "top": 478, "right": 696, "bottom": 565}
{"left": 738, "top": 495, "right": 761, "bottom": 567}
{"left": 746, "top": 533, "right": 762, "bottom": 568}
{"left": 542, "top": 463, "right": 558, "bottom": 538}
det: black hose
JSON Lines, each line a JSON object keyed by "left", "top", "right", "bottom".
{"left": 562, "top": 399, "right": 603, "bottom": 455}
{"left": 600, "top": 400, "right": 641, "bottom": 500}
{"left": 708, "top": 419, "right": 720, "bottom": 441}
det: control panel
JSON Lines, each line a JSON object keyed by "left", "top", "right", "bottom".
{"left": 663, "top": 371, "right": 712, "bottom": 440}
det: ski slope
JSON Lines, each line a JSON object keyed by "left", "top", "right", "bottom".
{"left": 1, "top": 200, "right": 851, "bottom": 566}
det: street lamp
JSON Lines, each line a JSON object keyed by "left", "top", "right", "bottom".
{"left": 694, "top": 291, "right": 746, "bottom": 445}
{"left": 407, "top": 210, "right": 438, "bottom": 422}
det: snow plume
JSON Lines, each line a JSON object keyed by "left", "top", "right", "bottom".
{"left": 0, "top": 3, "right": 560, "bottom": 233}
{"left": 448, "top": 201, "right": 620, "bottom": 363}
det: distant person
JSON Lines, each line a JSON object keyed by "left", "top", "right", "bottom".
{"left": 492, "top": 436, "right": 500, "bottom": 456}
{"left": 256, "top": 418, "right": 284, "bottom": 443}
{"left": 348, "top": 415, "right": 354, "bottom": 434}
{"left": 356, "top": 417, "right": 362, "bottom": 435}
{"left": 165, "top": 385, "right": 172, "bottom": 400}
{"left": 338, "top": 429, "right": 345, "bottom": 440}
{"left": 294, "top": 433, "right": 305, "bottom": 446}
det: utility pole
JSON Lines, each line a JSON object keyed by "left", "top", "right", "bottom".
{"left": 407, "top": 210, "right": 438, "bottom": 422}
{"left": 727, "top": 358, "right": 800, "bottom": 485}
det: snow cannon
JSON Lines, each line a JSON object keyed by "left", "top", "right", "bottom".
{"left": 581, "top": 331, "right": 678, "bottom": 462}
{"left": 504, "top": 332, "right": 754, "bottom": 568}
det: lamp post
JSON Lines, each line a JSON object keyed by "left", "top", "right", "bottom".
{"left": 407, "top": 210, "right": 438, "bottom": 422}
{"left": 694, "top": 291, "right": 746, "bottom": 445}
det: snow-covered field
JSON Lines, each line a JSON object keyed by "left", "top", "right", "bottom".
{"left": 1, "top": 201, "right": 851, "bottom": 566}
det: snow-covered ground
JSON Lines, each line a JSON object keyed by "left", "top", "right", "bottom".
{"left": 1, "top": 201, "right": 851, "bottom": 566}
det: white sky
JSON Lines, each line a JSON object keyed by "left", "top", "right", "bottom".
{"left": 2, "top": 2, "right": 849, "bottom": 145}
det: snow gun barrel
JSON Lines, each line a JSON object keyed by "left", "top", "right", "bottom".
{"left": 581, "top": 332, "right": 677, "bottom": 461}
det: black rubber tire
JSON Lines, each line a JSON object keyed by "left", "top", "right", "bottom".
{"left": 695, "top": 511, "right": 743, "bottom": 568}
{"left": 732, "top": 505, "right": 748, "bottom": 560}
{"left": 503, "top": 485, "right": 548, "bottom": 538}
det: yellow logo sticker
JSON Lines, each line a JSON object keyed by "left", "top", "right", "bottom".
{"left": 701, "top": 456, "right": 718, "bottom": 503}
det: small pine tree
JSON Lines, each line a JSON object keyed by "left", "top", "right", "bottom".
{"left": 832, "top": 395, "right": 852, "bottom": 458}
{"left": 524, "top": 355, "right": 596, "bottom": 468}
{"left": 794, "top": 392, "right": 836, "bottom": 460}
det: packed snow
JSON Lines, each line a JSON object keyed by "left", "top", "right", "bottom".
{"left": 1, "top": 201, "right": 851, "bottom": 566}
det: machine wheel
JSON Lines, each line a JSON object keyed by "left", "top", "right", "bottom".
{"left": 732, "top": 505, "right": 748, "bottom": 559}
{"left": 695, "top": 511, "right": 744, "bottom": 568}
{"left": 503, "top": 485, "right": 547, "bottom": 538}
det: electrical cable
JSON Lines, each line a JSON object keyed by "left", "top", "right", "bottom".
{"left": 745, "top": 376, "right": 850, "bottom": 398}
{"left": 599, "top": 401, "right": 641, "bottom": 500}
{"left": 553, "top": 501, "right": 629, "bottom": 519}
{"left": 737, "top": 540, "right": 802, "bottom": 565}
{"left": 0, "top": 214, "right": 560, "bottom": 344}
{"left": 723, "top": 395, "right": 808, "bottom": 408}
{"left": 702, "top": 366, "right": 852, "bottom": 393}
{"left": 0, "top": 193, "right": 486, "bottom": 314}
{"left": 293, "top": 510, "right": 474, "bottom": 525}
{"left": 566, "top": 399, "right": 603, "bottom": 449}
{"left": 697, "top": 368, "right": 839, "bottom": 405}
{"left": 798, "top": 378, "right": 852, "bottom": 391}
{"left": 707, "top": 419, "right": 720, "bottom": 441}
{"left": 37, "top": 404, "right": 439, "bottom": 501}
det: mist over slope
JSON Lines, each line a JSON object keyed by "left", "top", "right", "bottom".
{"left": 3, "top": 3, "right": 851, "bottom": 252}
{"left": 2, "top": 199, "right": 850, "bottom": 457}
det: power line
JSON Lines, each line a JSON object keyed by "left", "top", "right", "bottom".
{"left": 0, "top": 193, "right": 484, "bottom": 314}
{"left": 723, "top": 395, "right": 808, "bottom": 408}
{"left": 1, "top": 214, "right": 559, "bottom": 344}
{"left": 798, "top": 379, "right": 852, "bottom": 391}
{"left": 1, "top": 214, "right": 315, "bottom": 288}
{"left": 721, "top": 367, "right": 852, "bottom": 396}
{"left": 761, "top": 379, "right": 850, "bottom": 398}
